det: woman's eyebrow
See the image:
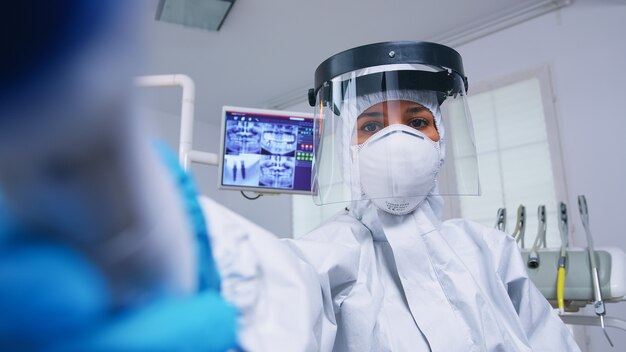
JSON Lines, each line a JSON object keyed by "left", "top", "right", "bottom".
{"left": 357, "top": 111, "right": 384, "bottom": 119}
{"left": 405, "top": 106, "right": 429, "bottom": 114}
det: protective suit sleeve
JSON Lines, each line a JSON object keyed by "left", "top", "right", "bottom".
{"left": 200, "top": 196, "right": 336, "bottom": 352}
{"left": 491, "top": 229, "right": 581, "bottom": 351}
{"left": 281, "top": 215, "right": 363, "bottom": 320}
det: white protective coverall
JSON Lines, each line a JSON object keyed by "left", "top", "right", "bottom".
{"left": 284, "top": 196, "right": 581, "bottom": 351}
{"left": 201, "top": 192, "right": 580, "bottom": 351}
{"left": 284, "top": 85, "right": 581, "bottom": 350}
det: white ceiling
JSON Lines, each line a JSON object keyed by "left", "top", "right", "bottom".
{"left": 137, "top": 0, "right": 570, "bottom": 124}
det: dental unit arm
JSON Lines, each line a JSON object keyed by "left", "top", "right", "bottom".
{"left": 134, "top": 75, "right": 219, "bottom": 170}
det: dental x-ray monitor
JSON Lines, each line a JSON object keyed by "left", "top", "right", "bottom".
{"left": 218, "top": 106, "right": 315, "bottom": 195}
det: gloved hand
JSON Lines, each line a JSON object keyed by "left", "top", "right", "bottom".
{"left": 0, "top": 241, "right": 110, "bottom": 350}
{"left": 0, "top": 242, "right": 237, "bottom": 351}
{"left": 153, "top": 141, "right": 222, "bottom": 292}
{"left": 0, "top": 143, "right": 239, "bottom": 351}
{"left": 50, "top": 289, "right": 237, "bottom": 352}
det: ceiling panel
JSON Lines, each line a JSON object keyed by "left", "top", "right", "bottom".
{"left": 137, "top": 0, "right": 570, "bottom": 123}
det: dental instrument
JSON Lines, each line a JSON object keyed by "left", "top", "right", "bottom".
{"left": 511, "top": 205, "right": 526, "bottom": 248}
{"left": 557, "top": 202, "right": 569, "bottom": 315}
{"left": 578, "top": 195, "right": 614, "bottom": 347}
{"left": 527, "top": 205, "right": 546, "bottom": 269}
{"left": 494, "top": 208, "right": 506, "bottom": 231}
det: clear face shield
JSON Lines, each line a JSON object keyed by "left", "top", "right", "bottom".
{"left": 309, "top": 42, "right": 479, "bottom": 211}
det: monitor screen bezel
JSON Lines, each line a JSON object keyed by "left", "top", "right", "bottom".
{"left": 218, "top": 105, "right": 316, "bottom": 195}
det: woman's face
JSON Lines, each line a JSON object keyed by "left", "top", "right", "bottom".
{"left": 355, "top": 100, "right": 439, "bottom": 145}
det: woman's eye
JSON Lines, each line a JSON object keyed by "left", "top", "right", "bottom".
{"left": 408, "top": 118, "right": 428, "bottom": 129}
{"left": 362, "top": 122, "right": 382, "bottom": 133}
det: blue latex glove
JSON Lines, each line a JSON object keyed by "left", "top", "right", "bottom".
{"left": 0, "top": 244, "right": 237, "bottom": 351}
{"left": 49, "top": 289, "right": 237, "bottom": 352}
{"left": 0, "top": 243, "right": 110, "bottom": 350}
{"left": 153, "top": 141, "right": 222, "bottom": 292}
{"left": 0, "top": 144, "right": 238, "bottom": 350}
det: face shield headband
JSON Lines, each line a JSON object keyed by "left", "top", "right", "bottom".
{"left": 318, "top": 70, "right": 467, "bottom": 116}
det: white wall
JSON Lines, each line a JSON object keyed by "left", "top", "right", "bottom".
{"left": 139, "top": 106, "right": 294, "bottom": 238}
{"left": 456, "top": 2, "right": 626, "bottom": 351}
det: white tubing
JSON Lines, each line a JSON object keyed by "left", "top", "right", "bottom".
{"left": 135, "top": 74, "right": 197, "bottom": 170}
{"left": 189, "top": 150, "right": 219, "bottom": 166}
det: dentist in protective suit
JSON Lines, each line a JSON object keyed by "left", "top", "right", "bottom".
{"left": 284, "top": 41, "right": 581, "bottom": 351}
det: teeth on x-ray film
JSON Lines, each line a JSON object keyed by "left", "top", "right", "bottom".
{"left": 260, "top": 155, "right": 294, "bottom": 188}
{"left": 226, "top": 121, "right": 262, "bottom": 154}
{"left": 261, "top": 125, "right": 297, "bottom": 155}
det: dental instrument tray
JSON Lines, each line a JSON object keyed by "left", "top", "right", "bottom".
{"left": 520, "top": 247, "right": 626, "bottom": 310}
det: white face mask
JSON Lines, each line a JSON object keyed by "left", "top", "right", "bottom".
{"left": 354, "top": 124, "right": 442, "bottom": 215}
